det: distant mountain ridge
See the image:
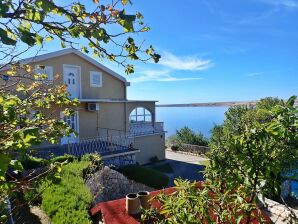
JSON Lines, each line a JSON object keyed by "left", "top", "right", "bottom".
{"left": 157, "top": 100, "right": 298, "bottom": 107}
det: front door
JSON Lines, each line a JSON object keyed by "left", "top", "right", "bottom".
{"left": 63, "top": 65, "right": 80, "bottom": 98}
{"left": 61, "top": 112, "right": 79, "bottom": 144}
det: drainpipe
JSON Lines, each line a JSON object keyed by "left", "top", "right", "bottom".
{"left": 124, "top": 102, "right": 127, "bottom": 133}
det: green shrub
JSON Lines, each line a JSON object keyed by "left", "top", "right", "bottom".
{"left": 50, "top": 154, "right": 75, "bottom": 164}
{"left": 41, "top": 160, "right": 92, "bottom": 224}
{"left": 20, "top": 156, "right": 48, "bottom": 170}
{"left": 118, "top": 164, "right": 169, "bottom": 189}
{"left": 80, "top": 153, "right": 103, "bottom": 178}
{"left": 176, "top": 127, "right": 209, "bottom": 146}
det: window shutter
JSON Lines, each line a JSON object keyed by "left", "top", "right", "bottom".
{"left": 90, "top": 71, "right": 102, "bottom": 87}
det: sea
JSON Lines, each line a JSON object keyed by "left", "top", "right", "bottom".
{"left": 156, "top": 106, "right": 298, "bottom": 198}
{"left": 156, "top": 106, "right": 228, "bottom": 137}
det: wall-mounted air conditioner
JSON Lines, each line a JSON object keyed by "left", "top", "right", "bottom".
{"left": 87, "top": 103, "right": 100, "bottom": 112}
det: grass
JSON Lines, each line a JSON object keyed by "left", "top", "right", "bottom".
{"left": 151, "top": 163, "right": 173, "bottom": 173}
{"left": 118, "top": 164, "right": 169, "bottom": 189}
{"left": 199, "top": 160, "right": 210, "bottom": 167}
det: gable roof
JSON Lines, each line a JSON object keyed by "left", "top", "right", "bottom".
{"left": 18, "top": 48, "right": 130, "bottom": 85}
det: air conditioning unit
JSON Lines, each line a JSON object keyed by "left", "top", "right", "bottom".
{"left": 87, "top": 103, "right": 100, "bottom": 112}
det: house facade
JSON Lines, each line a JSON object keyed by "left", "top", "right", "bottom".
{"left": 1, "top": 49, "right": 165, "bottom": 165}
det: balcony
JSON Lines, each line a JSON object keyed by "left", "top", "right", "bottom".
{"left": 129, "top": 122, "right": 164, "bottom": 136}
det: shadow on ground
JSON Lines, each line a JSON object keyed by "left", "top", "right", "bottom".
{"left": 148, "top": 159, "right": 205, "bottom": 187}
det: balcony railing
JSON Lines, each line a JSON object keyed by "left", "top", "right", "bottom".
{"left": 129, "top": 122, "right": 164, "bottom": 136}
{"left": 31, "top": 134, "right": 137, "bottom": 159}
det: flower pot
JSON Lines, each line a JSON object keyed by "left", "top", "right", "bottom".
{"left": 126, "top": 193, "right": 140, "bottom": 215}
{"left": 137, "top": 191, "right": 151, "bottom": 209}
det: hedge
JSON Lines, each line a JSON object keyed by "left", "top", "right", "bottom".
{"left": 118, "top": 164, "right": 169, "bottom": 189}
{"left": 41, "top": 160, "right": 92, "bottom": 224}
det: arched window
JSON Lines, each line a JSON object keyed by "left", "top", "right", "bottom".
{"left": 129, "top": 107, "right": 152, "bottom": 123}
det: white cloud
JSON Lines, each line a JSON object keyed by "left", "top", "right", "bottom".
{"left": 128, "top": 69, "right": 203, "bottom": 83}
{"left": 159, "top": 52, "right": 212, "bottom": 71}
{"left": 247, "top": 72, "right": 264, "bottom": 77}
{"left": 257, "top": 0, "right": 298, "bottom": 8}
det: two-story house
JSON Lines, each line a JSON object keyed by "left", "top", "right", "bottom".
{"left": 1, "top": 48, "right": 165, "bottom": 165}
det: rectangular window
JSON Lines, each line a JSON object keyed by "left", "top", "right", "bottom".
{"left": 90, "top": 71, "right": 102, "bottom": 87}
{"left": 35, "top": 65, "right": 54, "bottom": 84}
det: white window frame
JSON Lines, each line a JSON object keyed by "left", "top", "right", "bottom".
{"left": 34, "top": 65, "right": 54, "bottom": 84}
{"left": 90, "top": 71, "right": 102, "bottom": 87}
{"left": 129, "top": 107, "right": 152, "bottom": 123}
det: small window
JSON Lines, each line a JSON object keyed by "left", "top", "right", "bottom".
{"left": 35, "top": 65, "right": 53, "bottom": 84}
{"left": 90, "top": 71, "right": 102, "bottom": 87}
{"left": 130, "top": 107, "right": 152, "bottom": 123}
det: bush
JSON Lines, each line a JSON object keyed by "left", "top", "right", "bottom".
{"left": 118, "top": 164, "right": 169, "bottom": 189}
{"left": 41, "top": 160, "right": 92, "bottom": 224}
{"left": 171, "top": 145, "right": 179, "bottom": 151}
{"left": 20, "top": 156, "right": 48, "bottom": 170}
{"left": 169, "top": 127, "right": 209, "bottom": 146}
{"left": 50, "top": 154, "right": 75, "bottom": 163}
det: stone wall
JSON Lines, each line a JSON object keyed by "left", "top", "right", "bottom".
{"left": 261, "top": 198, "right": 298, "bottom": 223}
{"left": 86, "top": 166, "right": 154, "bottom": 205}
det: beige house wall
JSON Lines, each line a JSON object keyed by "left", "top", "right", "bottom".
{"left": 37, "top": 53, "right": 126, "bottom": 99}
{"left": 0, "top": 53, "right": 126, "bottom": 100}
{"left": 78, "top": 101, "right": 157, "bottom": 138}
{"left": 134, "top": 133, "right": 166, "bottom": 165}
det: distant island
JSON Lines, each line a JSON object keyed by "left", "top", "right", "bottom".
{"left": 157, "top": 100, "right": 298, "bottom": 107}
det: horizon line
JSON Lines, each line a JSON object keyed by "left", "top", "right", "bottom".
{"left": 157, "top": 99, "right": 298, "bottom": 107}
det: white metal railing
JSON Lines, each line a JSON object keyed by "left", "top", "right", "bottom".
{"left": 129, "top": 122, "right": 164, "bottom": 136}
{"left": 68, "top": 135, "right": 135, "bottom": 157}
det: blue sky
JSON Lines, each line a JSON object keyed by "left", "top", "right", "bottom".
{"left": 16, "top": 0, "right": 298, "bottom": 104}
{"left": 122, "top": 0, "right": 298, "bottom": 103}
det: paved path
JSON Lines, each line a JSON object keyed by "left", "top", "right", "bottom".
{"left": 165, "top": 150, "right": 208, "bottom": 165}
{"left": 148, "top": 150, "right": 209, "bottom": 187}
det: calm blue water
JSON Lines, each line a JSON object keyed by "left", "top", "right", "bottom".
{"left": 156, "top": 106, "right": 228, "bottom": 137}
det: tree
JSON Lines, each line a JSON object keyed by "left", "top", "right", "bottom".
{"left": 175, "top": 126, "right": 209, "bottom": 146}
{"left": 142, "top": 97, "right": 298, "bottom": 223}
{"left": 0, "top": 0, "right": 160, "bottom": 74}
{"left": 0, "top": 0, "right": 159, "bottom": 221}
{"left": 209, "top": 96, "right": 298, "bottom": 201}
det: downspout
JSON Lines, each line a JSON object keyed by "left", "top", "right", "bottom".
{"left": 124, "top": 102, "right": 127, "bottom": 133}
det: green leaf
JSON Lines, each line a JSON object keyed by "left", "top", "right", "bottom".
{"left": 61, "top": 41, "right": 66, "bottom": 48}
{"left": 119, "top": 20, "right": 134, "bottom": 32}
{"left": 121, "top": 0, "right": 128, "bottom": 5}
{"left": 286, "top": 95, "right": 297, "bottom": 106}
{"left": 35, "top": 34, "right": 44, "bottom": 45}
{"left": 9, "top": 160, "right": 24, "bottom": 172}
{"left": 0, "top": 28, "right": 17, "bottom": 45}
{"left": 0, "top": 154, "right": 11, "bottom": 176}
{"left": 0, "top": 2, "right": 9, "bottom": 16}
{"left": 45, "top": 36, "right": 54, "bottom": 42}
